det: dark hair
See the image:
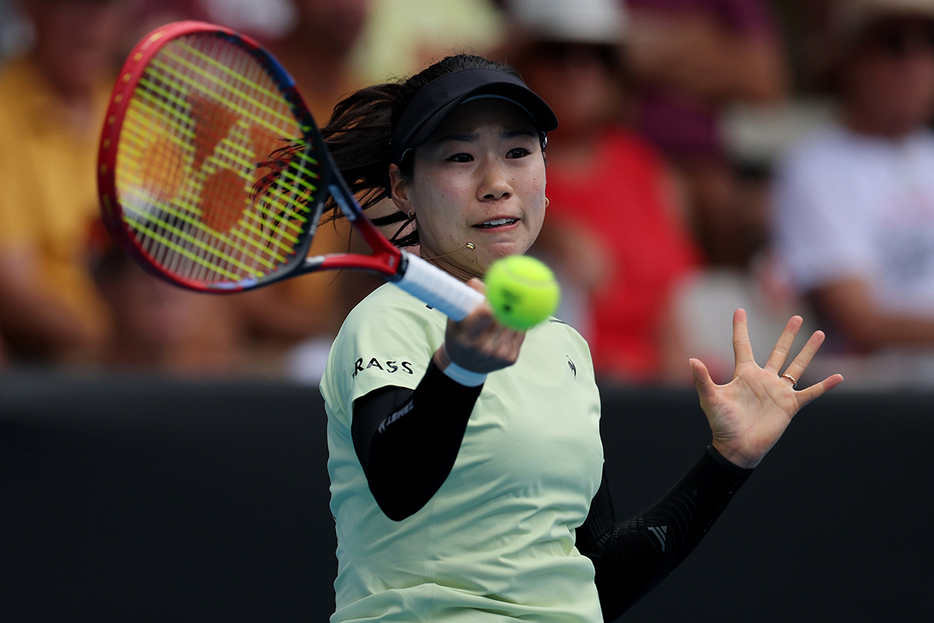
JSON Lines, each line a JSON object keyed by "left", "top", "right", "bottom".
{"left": 320, "top": 54, "right": 526, "bottom": 248}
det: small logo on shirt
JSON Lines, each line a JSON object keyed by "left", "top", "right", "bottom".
{"left": 352, "top": 357, "right": 414, "bottom": 378}
{"left": 567, "top": 356, "right": 577, "bottom": 378}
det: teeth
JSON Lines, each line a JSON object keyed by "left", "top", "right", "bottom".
{"left": 478, "top": 218, "right": 517, "bottom": 228}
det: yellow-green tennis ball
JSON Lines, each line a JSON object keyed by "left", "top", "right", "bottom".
{"left": 484, "top": 255, "right": 561, "bottom": 331}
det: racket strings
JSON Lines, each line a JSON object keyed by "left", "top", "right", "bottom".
{"left": 251, "top": 139, "right": 319, "bottom": 239}
{"left": 115, "top": 33, "right": 320, "bottom": 286}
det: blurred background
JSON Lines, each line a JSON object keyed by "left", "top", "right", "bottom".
{"left": 4, "top": 0, "right": 934, "bottom": 389}
{"left": 2, "top": 1, "right": 934, "bottom": 621}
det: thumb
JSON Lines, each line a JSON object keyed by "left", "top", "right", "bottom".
{"left": 690, "top": 358, "right": 717, "bottom": 403}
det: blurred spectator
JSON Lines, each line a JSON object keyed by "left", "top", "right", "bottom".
{"left": 497, "top": 0, "right": 702, "bottom": 385}
{"left": 0, "top": 0, "right": 30, "bottom": 65}
{"left": 266, "top": 0, "right": 370, "bottom": 120}
{"left": 199, "top": 0, "right": 296, "bottom": 39}
{"left": 0, "top": 0, "right": 262, "bottom": 377}
{"left": 624, "top": 0, "right": 790, "bottom": 268}
{"left": 771, "top": 0, "right": 934, "bottom": 358}
{"left": 0, "top": 0, "right": 138, "bottom": 365}
{"left": 133, "top": 0, "right": 295, "bottom": 42}
{"left": 349, "top": 0, "right": 505, "bottom": 83}
{"left": 88, "top": 221, "right": 250, "bottom": 375}
{"left": 131, "top": 0, "right": 212, "bottom": 42}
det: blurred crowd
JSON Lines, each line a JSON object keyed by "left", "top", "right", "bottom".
{"left": 2, "top": 0, "right": 934, "bottom": 389}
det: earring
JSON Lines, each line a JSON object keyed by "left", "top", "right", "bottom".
{"left": 544, "top": 198, "right": 550, "bottom": 209}
{"left": 407, "top": 209, "right": 415, "bottom": 218}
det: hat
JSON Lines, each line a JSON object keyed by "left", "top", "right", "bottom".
{"left": 389, "top": 68, "right": 558, "bottom": 165}
{"left": 505, "top": 0, "right": 628, "bottom": 45}
{"left": 830, "top": 0, "right": 934, "bottom": 40}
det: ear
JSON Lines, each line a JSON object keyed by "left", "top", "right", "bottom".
{"left": 388, "top": 164, "right": 414, "bottom": 217}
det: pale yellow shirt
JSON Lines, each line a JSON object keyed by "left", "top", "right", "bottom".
{"left": 321, "top": 284, "right": 605, "bottom": 622}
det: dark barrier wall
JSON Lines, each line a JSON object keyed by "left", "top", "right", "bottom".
{"left": 2, "top": 371, "right": 932, "bottom": 622}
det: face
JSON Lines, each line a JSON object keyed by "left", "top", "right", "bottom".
{"left": 295, "top": 0, "right": 370, "bottom": 52}
{"left": 27, "top": 0, "right": 134, "bottom": 94}
{"left": 390, "top": 99, "right": 547, "bottom": 279}
{"left": 518, "top": 42, "right": 622, "bottom": 136}
{"left": 844, "top": 18, "right": 934, "bottom": 134}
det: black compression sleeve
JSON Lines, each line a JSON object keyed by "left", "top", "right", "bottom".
{"left": 578, "top": 447, "right": 753, "bottom": 621}
{"left": 351, "top": 360, "right": 483, "bottom": 521}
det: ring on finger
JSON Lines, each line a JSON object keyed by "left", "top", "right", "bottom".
{"left": 780, "top": 372, "right": 798, "bottom": 390}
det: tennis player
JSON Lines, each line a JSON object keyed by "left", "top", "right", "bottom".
{"left": 318, "top": 54, "right": 843, "bottom": 622}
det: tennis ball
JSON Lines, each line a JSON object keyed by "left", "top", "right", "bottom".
{"left": 484, "top": 255, "right": 561, "bottom": 331}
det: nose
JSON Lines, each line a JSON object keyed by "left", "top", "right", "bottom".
{"left": 479, "top": 157, "right": 512, "bottom": 201}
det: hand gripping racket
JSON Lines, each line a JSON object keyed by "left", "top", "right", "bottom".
{"left": 97, "top": 21, "right": 484, "bottom": 321}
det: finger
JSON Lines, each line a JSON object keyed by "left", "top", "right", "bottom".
{"left": 476, "top": 314, "right": 523, "bottom": 345}
{"left": 782, "top": 330, "right": 827, "bottom": 383}
{"left": 795, "top": 373, "right": 844, "bottom": 407}
{"left": 731, "top": 308, "right": 755, "bottom": 367}
{"left": 470, "top": 321, "right": 525, "bottom": 368}
{"left": 507, "top": 327, "right": 526, "bottom": 351}
{"left": 466, "top": 277, "right": 487, "bottom": 294}
{"left": 498, "top": 328, "right": 526, "bottom": 363}
{"left": 460, "top": 301, "right": 497, "bottom": 338}
{"left": 764, "top": 315, "right": 804, "bottom": 373}
{"left": 690, "top": 357, "right": 718, "bottom": 405}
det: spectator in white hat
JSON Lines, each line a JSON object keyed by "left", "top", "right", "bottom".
{"left": 771, "top": 0, "right": 934, "bottom": 364}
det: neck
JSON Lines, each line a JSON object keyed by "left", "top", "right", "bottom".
{"left": 418, "top": 245, "right": 482, "bottom": 282}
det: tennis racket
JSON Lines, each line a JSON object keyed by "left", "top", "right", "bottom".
{"left": 97, "top": 20, "right": 484, "bottom": 321}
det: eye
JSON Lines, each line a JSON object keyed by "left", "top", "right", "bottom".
{"left": 446, "top": 152, "right": 474, "bottom": 163}
{"left": 506, "top": 147, "right": 532, "bottom": 159}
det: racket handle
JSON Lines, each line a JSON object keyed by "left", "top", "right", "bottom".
{"left": 394, "top": 251, "right": 485, "bottom": 321}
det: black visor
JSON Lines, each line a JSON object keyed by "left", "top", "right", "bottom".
{"left": 389, "top": 68, "right": 558, "bottom": 165}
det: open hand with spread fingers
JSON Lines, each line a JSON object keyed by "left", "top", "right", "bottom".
{"left": 689, "top": 309, "right": 845, "bottom": 470}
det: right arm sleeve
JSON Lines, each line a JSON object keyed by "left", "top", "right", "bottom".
{"left": 351, "top": 360, "right": 482, "bottom": 521}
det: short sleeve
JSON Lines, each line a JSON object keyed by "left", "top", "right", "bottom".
{"left": 319, "top": 285, "right": 447, "bottom": 429}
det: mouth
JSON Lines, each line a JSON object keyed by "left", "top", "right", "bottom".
{"left": 473, "top": 217, "right": 519, "bottom": 229}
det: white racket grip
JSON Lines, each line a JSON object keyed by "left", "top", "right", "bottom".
{"left": 394, "top": 250, "right": 485, "bottom": 321}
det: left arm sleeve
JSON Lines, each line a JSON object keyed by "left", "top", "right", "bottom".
{"left": 577, "top": 446, "right": 753, "bottom": 621}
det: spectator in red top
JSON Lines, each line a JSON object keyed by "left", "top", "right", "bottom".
{"left": 498, "top": 0, "right": 702, "bottom": 384}
{"left": 625, "top": 0, "right": 790, "bottom": 267}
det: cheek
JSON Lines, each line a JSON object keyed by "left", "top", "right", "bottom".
{"left": 409, "top": 186, "right": 462, "bottom": 251}
{"left": 526, "top": 169, "right": 548, "bottom": 217}
{"left": 412, "top": 167, "right": 468, "bottom": 206}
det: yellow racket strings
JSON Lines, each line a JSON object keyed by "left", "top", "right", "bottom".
{"left": 115, "top": 34, "right": 318, "bottom": 285}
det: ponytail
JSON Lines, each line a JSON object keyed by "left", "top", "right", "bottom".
{"left": 320, "top": 83, "right": 417, "bottom": 246}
